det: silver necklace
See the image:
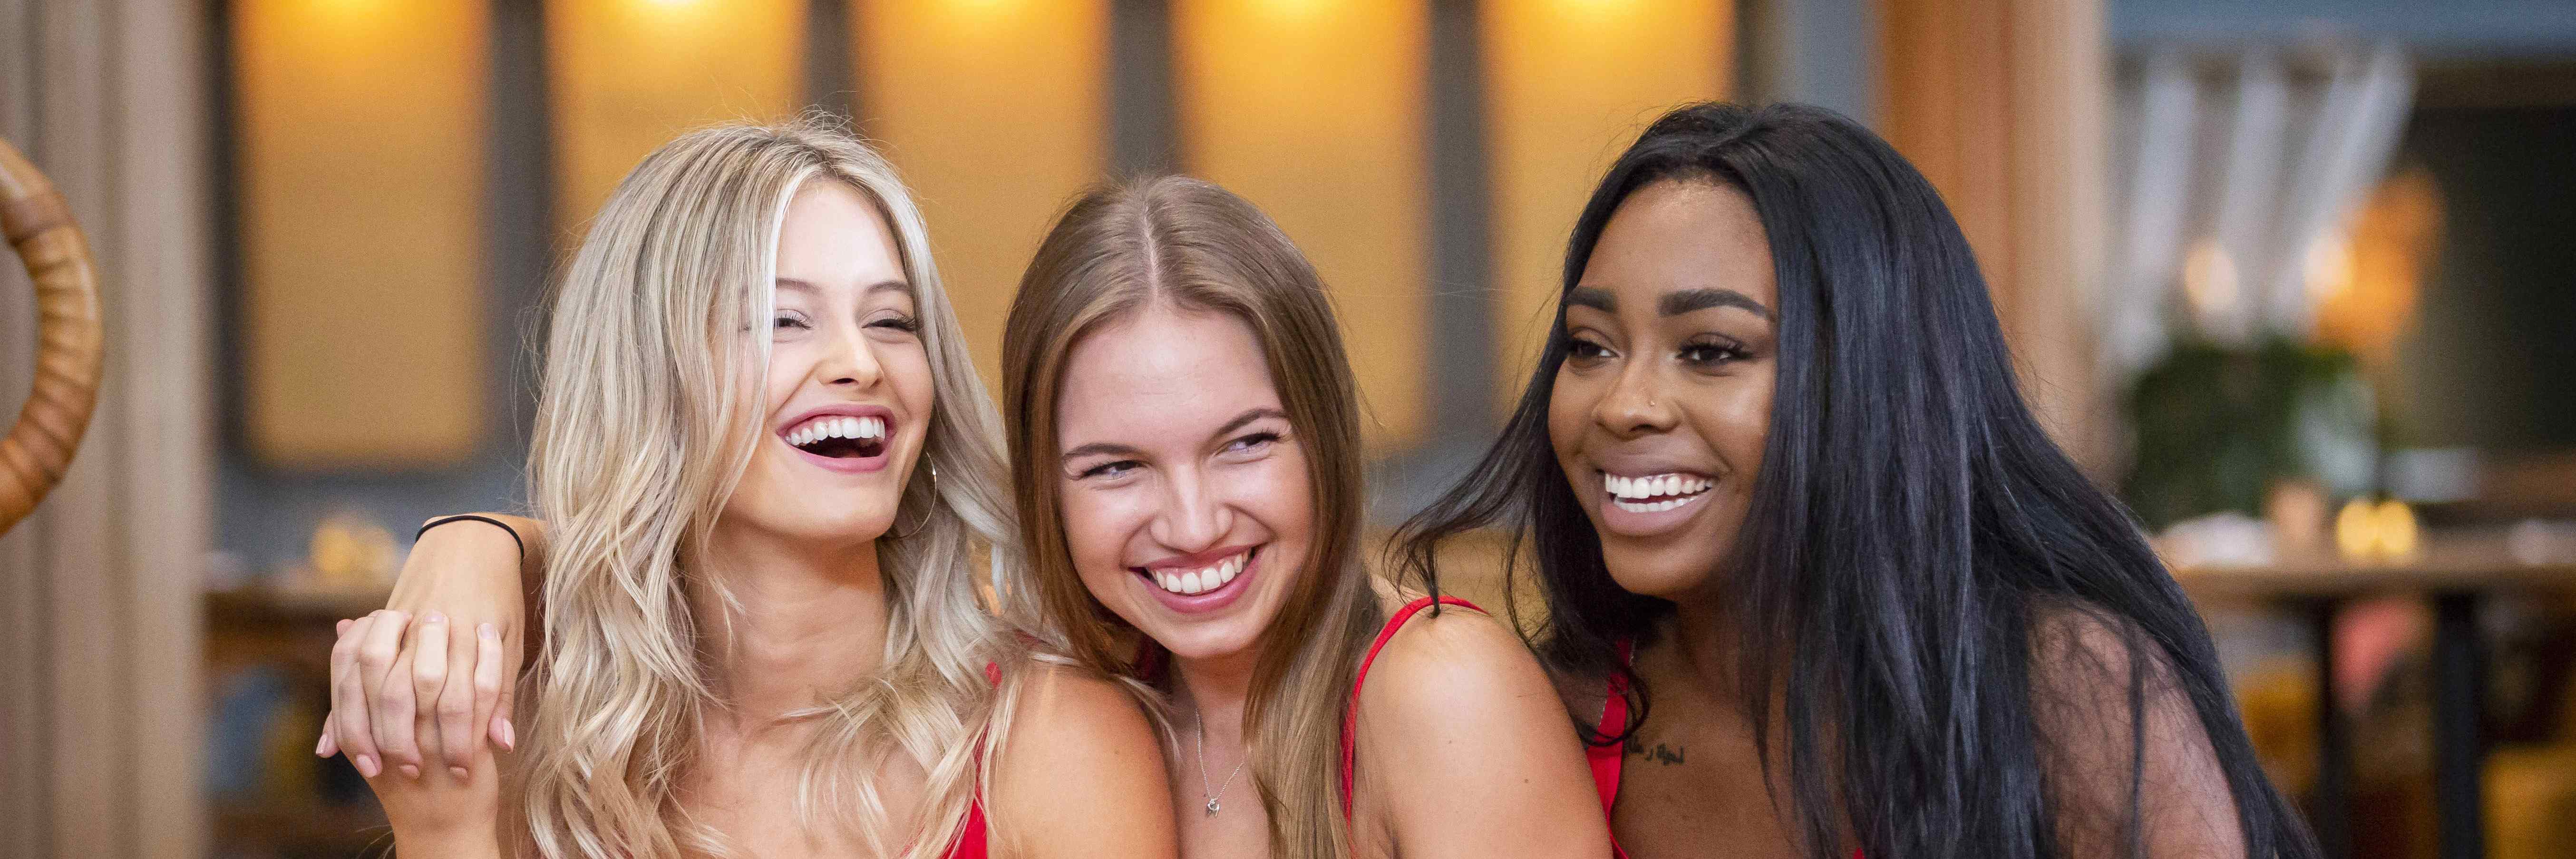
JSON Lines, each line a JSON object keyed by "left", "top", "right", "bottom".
{"left": 1193, "top": 710, "right": 1246, "bottom": 816}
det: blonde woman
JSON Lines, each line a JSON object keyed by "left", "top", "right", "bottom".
{"left": 315, "top": 120, "right": 1175, "bottom": 858}
{"left": 997, "top": 176, "right": 1611, "bottom": 859}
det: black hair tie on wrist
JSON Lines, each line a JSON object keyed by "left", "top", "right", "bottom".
{"left": 415, "top": 514, "right": 525, "bottom": 562}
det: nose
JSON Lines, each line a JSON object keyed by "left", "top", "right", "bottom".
{"left": 1148, "top": 466, "right": 1233, "bottom": 554}
{"left": 1593, "top": 357, "right": 1678, "bottom": 438}
{"left": 814, "top": 321, "right": 885, "bottom": 390}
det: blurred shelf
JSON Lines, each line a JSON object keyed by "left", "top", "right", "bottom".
{"left": 213, "top": 803, "right": 389, "bottom": 854}
{"left": 206, "top": 585, "right": 392, "bottom": 630}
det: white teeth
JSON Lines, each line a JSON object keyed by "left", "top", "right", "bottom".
{"left": 1147, "top": 551, "right": 1251, "bottom": 595}
{"left": 858, "top": 417, "right": 884, "bottom": 439}
{"left": 1601, "top": 471, "right": 1715, "bottom": 500}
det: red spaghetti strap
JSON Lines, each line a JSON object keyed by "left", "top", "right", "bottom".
{"left": 1589, "top": 640, "right": 1637, "bottom": 859}
{"left": 1339, "top": 595, "right": 1484, "bottom": 820}
{"left": 1587, "top": 640, "right": 1634, "bottom": 817}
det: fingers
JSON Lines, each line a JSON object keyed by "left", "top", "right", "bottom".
{"left": 431, "top": 615, "right": 479, "bottom": 779}
{"left": 469, "top": 623, "right": 508, "bottom": 761}
{"left": 489, "top": 626, "right": 518, "bottom": 752}
{"left": 408, "top": 612, "right": 454, "bottom": 778}
{"left": 357, "top": 609, "right": 423, "bottom": 779}
{"left": 329, "top": 614, "right": 384, "bottom": 778}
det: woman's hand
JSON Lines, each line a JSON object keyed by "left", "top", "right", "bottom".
{"left": 330, "top": 612, "right": 510, "bottom": 854}
{"left": 315, "top": 514, "right": 535, "bottom": 780}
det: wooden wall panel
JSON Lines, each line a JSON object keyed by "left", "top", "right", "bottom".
{"left": 1175, "top": 0, "right": 1430, "bottom": 449}
{"left": 1484, "top": 0, "right": 1731, "bottom": 408}
{"left": 856, "top": 0, "right": 1108, "bottom": 390}
{"left": 549, "top": 0, "right": 803, "bottom": 235}
{"left": 1877, "top": 0, "right": 2109, "bottom": 468}
{"left": 0, "top": 0, "right": 213, "bottom": 855}
{"left": 235, "top": 0, "right": 486, "bottom": 468}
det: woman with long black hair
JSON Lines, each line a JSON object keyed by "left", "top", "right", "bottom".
{"left": 1394, "top": 102, "right": 2317, "bottom": 859}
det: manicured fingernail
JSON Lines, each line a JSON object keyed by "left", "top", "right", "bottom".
{"left": 314, "top": 733, "right": 330, "bottom": 756}
{"left": 449, "top": 766, "right": 470, "bottom": 781}
{"left": 424, "top": 612, "right": 446, "bottom": 625}
{"left": 399, "top": 763, "right": 420, "bottom": 780}
{"left": 354, "top": 755, "right": 379, "bottom": 778}
{"left": 479, "top": 623, "right": 496, "bottom": 640}
{"left": 499, "top": 718, "right": 516, "bottom": 750}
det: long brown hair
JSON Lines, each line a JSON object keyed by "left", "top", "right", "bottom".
{"left": 1000, "top": 176, "right": 1384, "bottom": 858}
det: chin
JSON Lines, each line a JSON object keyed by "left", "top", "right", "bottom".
{"left": 1148, "top": 622, "right": 1263, "bottom": 663}
{"left": 1598, "top": 550, "right": 1718, "bottom": 602}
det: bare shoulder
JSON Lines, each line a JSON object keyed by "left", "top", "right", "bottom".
{"left": 2025, "top": 599, "right": 2247, "bottom": 857}
{"left": 1357, "top": 602, "right": 1570, "bottom": 751}
{"left": 989, "top": 660, "right": 1176, "bottom": 859}
{"left": 995, "top": 659, "right": 1165, "bottom": 771}
{"left": 1356, "top": 603, "right": 1613, "bottom": 858}
{"left": 1361, "top": 602, "right": 1552, "bottom": 712}
{"left": 2025, "top": 600, "right": 2196, "bottom": 722}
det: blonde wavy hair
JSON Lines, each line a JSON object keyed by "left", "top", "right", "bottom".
{"left": 518, "top": 117, "right": 1024, "bottom": 859}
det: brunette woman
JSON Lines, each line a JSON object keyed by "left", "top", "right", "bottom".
{"left": 999, "top": 176, "right": 1611, "bottom": 859}
{"left": 1394, "top": 103, "right": 2318, "bottom": 859}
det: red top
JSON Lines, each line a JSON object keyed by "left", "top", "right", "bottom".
{"left": 1339, "top": 595, "right": 1627, "bottom": 857}
{"left": 939, "top": 661, "right": 1005, "bottom": 859}
{"left": 1589, "top": 641, "right": 1636, "bottom": 859}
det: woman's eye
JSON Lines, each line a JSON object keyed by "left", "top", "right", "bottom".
{"left": 1564, "top": 334, "right": 1613, "bottom": 362}
{"left": 1078, "top": 460, "right": 1140, "bottom": 480}
{"left": 1224, "top": 432, "right": 1280, "bottom": 455}
{"left": 1679, "top": 341, "right": 1745, "bottom": 366}
{"left": 868, "top": 314, "right": 920, "bottom": 333}
{"left": 774, "top": 313, "right": 811, "bottom": 331}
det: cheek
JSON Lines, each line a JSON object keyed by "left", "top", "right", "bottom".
{"left": 1545, "top": 373, "right": 1594, "bottom": 464}
{"left": 766, "top": 343, "right": 810, "bottom": 408}
{"left": 1706, "top": 370, "right": 1775, "bottom": 471}
{"left": 1057, "top": 484, "right": 1138, "bottom": 579}
{"left": 1252, "top": 456, "right": 1313, "bottom": 545}
{"left": 882, "top": 346, "right": 935, "bottom": 416}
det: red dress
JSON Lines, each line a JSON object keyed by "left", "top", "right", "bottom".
{"left": 1339, "top": 595, "right": 1629, "bottom": 857}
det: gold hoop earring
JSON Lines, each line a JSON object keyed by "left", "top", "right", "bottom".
{"left": 891, "top": 462, "right": 938, "bottom": 540}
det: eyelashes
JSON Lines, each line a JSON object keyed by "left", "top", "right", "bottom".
{"left": 771, "top": 312, "right": 919, "bottom": 332}
{"left": 1559, "top": 330, "right": 1749, "bottom": 367}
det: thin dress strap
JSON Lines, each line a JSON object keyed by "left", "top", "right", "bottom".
{"left": 1339, "top": 595, "right": 1485, "bottom": 821}
{"left": 1588, "top": 639, "right": 1634, "bottom": 816}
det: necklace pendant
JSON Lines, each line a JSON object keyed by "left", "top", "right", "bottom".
{"left": 1206, "top": 798, "right": 1221, "bottom": 816}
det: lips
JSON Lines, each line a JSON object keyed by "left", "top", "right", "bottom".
{"left": 776, "top": 405, "right": 897, "bottom": 474}
{"left": 1130, "top": 545, "right": 1262, "bottom": 614}
{"left": 1593, "top": 468, "right": 1716, "bottom": 537}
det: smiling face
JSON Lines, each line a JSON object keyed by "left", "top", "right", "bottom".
{"left": 722, "top": 180, "right": 934, "bottom": 547}
{"left": 1051, "top": 304, "right": 1313, "bottom": 662}
{"left": 1548, "top": 178, "right": 1779, "bottom": 602}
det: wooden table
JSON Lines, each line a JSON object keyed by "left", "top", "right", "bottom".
{"left": 2176, "top": 537, "right": 2576, "bottom": 859}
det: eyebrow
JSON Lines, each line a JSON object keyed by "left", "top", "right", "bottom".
{"left": 1659, "top": 288, "right": 1775, "bottom": 321}
{"left": 1566, "top": 285, "right": 1774, "bottom": 322}
{"left": 775, "top": 277, "right": 911, "bottom": 295}
{"left": 1059, "top": 407, "right": 1289, "bottom": 462}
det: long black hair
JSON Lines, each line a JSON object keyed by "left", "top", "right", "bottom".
{"left": 1391, "top": 103, "right": 2315, "bottom": 859}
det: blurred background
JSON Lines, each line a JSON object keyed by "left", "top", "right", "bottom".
{"left": 1, "top": 0, "right": 2572, "bottom": 856}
